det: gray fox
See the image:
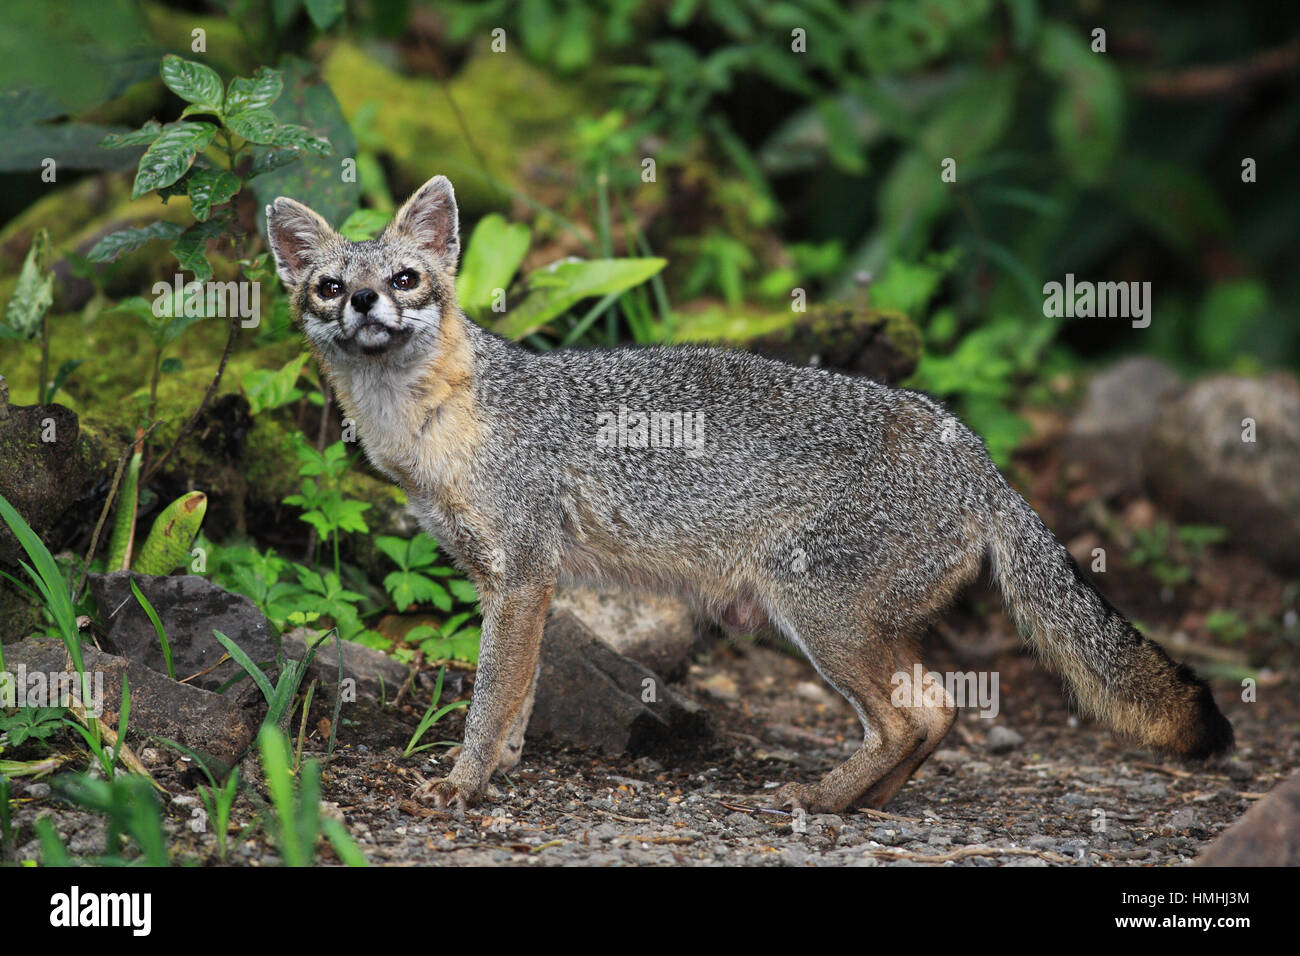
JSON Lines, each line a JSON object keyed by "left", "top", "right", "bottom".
{"left": 265, "top": 175, "right": 1233, "bottom": 813}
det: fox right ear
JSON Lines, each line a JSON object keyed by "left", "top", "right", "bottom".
{"left": 264, "top": 197, "right": 333, "bottom": 287}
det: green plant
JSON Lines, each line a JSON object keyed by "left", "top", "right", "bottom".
{"left": 403, "top": 667, "right": 469, "bottom": 758}
{"left": 85, "top": 54, "right": 335, "bottom": 483}
{"left": 283, "top": 438, "right": 371, "bottom": 575}
{"left": 0, "top": 707, "right": 65, "bottom": 748}
{"left": 0, "top": 492, "right": 85, "bottom": 676}
{"left": 0, "top": 774, "right": 11, "bottom": 859}
{"left": 153, "top": 736, "right": 245, "bottom": 863}
{"left": 258, "top": 725, "right": 366, "bottom": 867}
{"left": 38, "top": 772, "right": 170, "bottom": 866}
{"left": 130, "top": 578, "right": 174, "bottom": 680}
{"left": 1128, "top": 521, "right": 1229, "bottom": 590}
{"left": 62, "top": 675, "right": 131, "bottom": 779}
{"left": 1205, "top": 609, "right": 1249, "bottom": 645}
{"left": 376, "top": 534, "right": 476, "bottom": 613}
{"left": 0, "top": 229, "right": 80, "bottom": 403}
{"left": 214, "top": 627, "right": 332, "bottom": 732}
{"left": 91, "top": 56, "right": 330, "bottom": 283}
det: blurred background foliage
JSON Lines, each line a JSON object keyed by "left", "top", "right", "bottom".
{"left": 0, "top": 0, "right": 1296, "bottom": 464}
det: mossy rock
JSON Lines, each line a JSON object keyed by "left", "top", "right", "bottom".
{"left": 0, "top": 387, "right": 112, "bottom": 568}
{"left": 666, "top": 303, "right": 922, "bottom": 384}
{"left": 321, "top": 40, "right": 587, "bottom": 213}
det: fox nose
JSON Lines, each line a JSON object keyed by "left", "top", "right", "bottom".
{"left": 350, "top": 288, "right": 379, "bottom": 314}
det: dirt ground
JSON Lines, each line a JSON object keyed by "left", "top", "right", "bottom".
{"left": 13, "top": 621, "right": 1291, "bottom": 867}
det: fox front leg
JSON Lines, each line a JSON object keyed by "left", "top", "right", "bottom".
{"left": 414, "top": 580, "right": 553, "bottom": 810}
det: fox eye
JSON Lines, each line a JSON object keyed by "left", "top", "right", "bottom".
{"left": 391, "top": 269, "right": 419, "bottom": 291}
{"left": 317, "top": 277, "right": 343, "bottom": 299}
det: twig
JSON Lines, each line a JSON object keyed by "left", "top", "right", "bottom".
{"left": 1139, "top": 39, "right": 1300, "bottom": 99}
{"left": 143, "top": 313, "right": 240, "bottom": 483}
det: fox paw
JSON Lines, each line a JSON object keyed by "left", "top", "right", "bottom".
{"left": 770, "top": 782, "right": 840, "bottom": 815}
{"left": 770, "top": 782, "right": 814, "bottom": 813}
{"left": 414, "top": 777, "right": 482, "bottom": 811}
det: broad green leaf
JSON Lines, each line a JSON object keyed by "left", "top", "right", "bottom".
{"left": 171, "top": 219, "right": 225, "bottom": 283}
{"left": 1038, "top": 21, "right": 1123, "bottom": 184}
{"left": 99, "top": 120, "right": 163, "bottom": 150}
{"left": 242, "top": 353, "right": 310, "bottom": 414}
{"left": 270, "top": 123, "right": 332, "bottom": 155}
{"left": 225, "top": 68, "right": 284, "bottom": 114}
{"left": 225, "top": 108, "right": 279, "bottom": 145}
{"left": 160, "top": 55, "right": 224, "bottom": 112}
{"left": 131, "top": 122, "right": 217, "bottom": 198}
{"left": 494, "top": 258, "right": 667, "bottom": 340}
{"left": 249, "top": 57, "right": 354, "bottom": 228}
{"left": 4, "top": 229, "right": 53, "bottom": 339}
{"left": 304, "top": 0, "right": 345, "bottom": 30}
{"left": 338, "top": 208, "right": 391, "bottom": 240}
{"left": 187, "top": 168, "right": 241, "bottom": 221}
{"left": 456, "top": 214, "right": 532, "bottom": 319}
{"left": 919, "top": 68, "right": 1017, "bottom": 162}
{"left": 88, "top": 221, "right": 185, "bottom": 263}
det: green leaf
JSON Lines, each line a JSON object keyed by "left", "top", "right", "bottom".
{"left": 161, "top": 55, "right": 225, "bottom": 112}
{"left": 45, "top": 358, "right": 85, "bottom": 404}
{"left": 131, "top": 122, "right": 217, "bottom": 198}
{"left": 270, "top": 123, "right": 332, "bottom": 155}
{"left": 87, "top": 221, "right": 184, "bottom": 263}
{"left": 247, "top": 56, "right": 353, "bottom": 226}
{"left": 447, "top": 578, "right": 478, "bottom": 604}
{"left": 100, "top": 120, "right": 164, "bottom": 150}
{"left": 214, "top": 630, "right": 275, "bottom": 705}
{"left": 225, "top": 68, "right": 285, "bottom": 114}
{"left": 304, "top": 0, "right": 345, "bottom": 30}
{"left": 338, "top": 208, "right": 390, "bottom": 241}
{"left": 494, "top": 258, "right": 667, "bottom": 340}
{"left": 1038, "top": 21, "right": 1123, "bottom": 185}
{"left": 456, "top": 214, "right": 532, "bottom": 319}
{"left": 242, "top": 353, "right": 309, "bottom": 414}
{"left": 4, "top": 229, "right": 53, "bottom": 339}
{"left": 171, "top": 219, "right": 225, "bottom": 283}
{"left": 225, "top": 108, "right": 279, "bottom": 145}
{"left": 187, "top": 168, "right": 241, "bottom": 221}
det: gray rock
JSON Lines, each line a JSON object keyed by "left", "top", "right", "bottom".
{"left": 550, "top": 586, "right": 702, "bottom": 680}
{"left": 280, "top": 626, "right": 409, "bottom": 703}
{"left": 1065, "top": 357, "right": 1183, "bottom": 494}
{"left": 88, "top": 572, "right": 278, "bottom": 702}
{"left": 1197, "top": 771, "right": 1300, "bottom": 866}
{"left": 3, "top": 639, "right": 258, "bottom": 769}
{"left": 1146, "top": 373, "right": 1300, "bottom": 568}
{"left": 986, "top": 725, "right": 1025, "bottom": 754}
{"left": 527, "top": 610, "right": 709, "bottom": 756}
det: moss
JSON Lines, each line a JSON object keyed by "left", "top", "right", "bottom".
{"left": 140, "top": 2, "right": 258, "bottom": 77}
{"left": 662, "top": 302, "right": 922, "bottom": 384}
{"left": 321, "top": 41, "right": 587, "bottom": 213}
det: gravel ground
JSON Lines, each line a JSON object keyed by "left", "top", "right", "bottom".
{"left": 16, "top": 625, "right": 1286, "bottom": 868}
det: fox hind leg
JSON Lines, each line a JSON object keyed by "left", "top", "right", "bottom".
{"left": 766, "top": 620, "right": 926, "bottom": 814}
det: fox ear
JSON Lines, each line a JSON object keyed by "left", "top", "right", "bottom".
{"left": 391, "top": 175, "right": 459, "bottom": 266}
{"left": 265, "top": 197, "right": 333, "bottom": 287}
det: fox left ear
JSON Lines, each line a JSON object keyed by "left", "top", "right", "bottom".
{"left": 391, "top": 175, "right": 459, "bottom": 266}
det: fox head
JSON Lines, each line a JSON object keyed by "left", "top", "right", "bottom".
{"left": 265, "top": 175, "right": 460, "bottom": 362}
